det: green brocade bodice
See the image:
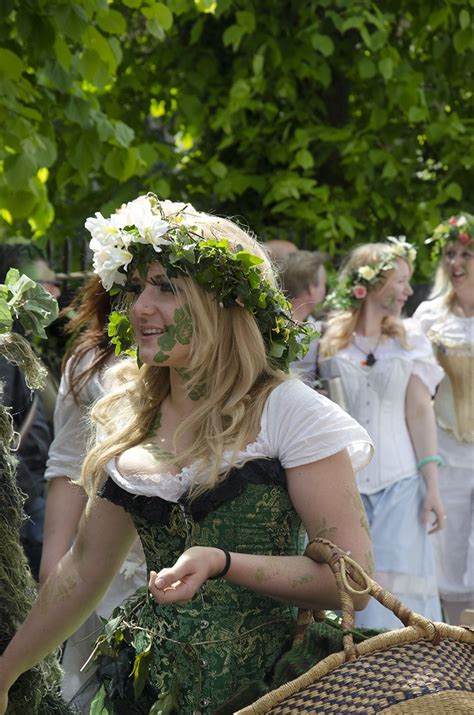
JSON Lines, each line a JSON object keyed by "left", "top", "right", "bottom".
{"left": 100, "top": 458, "right": 305, "bottom": 714}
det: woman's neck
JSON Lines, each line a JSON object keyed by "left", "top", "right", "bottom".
{"left": 454, "top": 289, "right": 474, "bottom": 318}
{"left": 354, "top": 304, "right": 384, "bottom": 338}
{"left": 167, "top": 368, "right": 198, "bottom": 415}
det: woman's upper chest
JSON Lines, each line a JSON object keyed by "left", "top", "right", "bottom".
{"left": 332, "top": 346, "right": 412, "bottom": 404}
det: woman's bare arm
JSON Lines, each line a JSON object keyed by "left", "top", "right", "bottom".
{"left": 39, "top": 477, "right": 88, "bottom": 585}
{"left": 405, "top": 374, "right": 445, "bottom": 532}
{"left": 0, "top": 497, "right": 137, "bottom": 693}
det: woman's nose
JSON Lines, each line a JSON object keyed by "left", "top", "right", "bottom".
{"left": 132, "top": 287, "right": 155, "bottom": 315}
{"left": 449, "top": 253, "right": 461, "bottom": 266}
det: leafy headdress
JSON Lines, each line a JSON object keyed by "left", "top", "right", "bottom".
{"left": 425, "top": 212, "right": 474, "bottom": 257}
{"left": 85, "top": 194, "right": 315, "bottom": 371}
{"left": 324, "top": 236, "right": 417, "bottom": 312}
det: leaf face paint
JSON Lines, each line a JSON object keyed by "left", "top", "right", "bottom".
{"left": 153, "top": 305, "right": 194, "bottom": 365}
{"left": 374, "top": 258, "right": 413, "bottom": 317}
{"left": 129, "top": 263, "right": 193, "bottom": 367}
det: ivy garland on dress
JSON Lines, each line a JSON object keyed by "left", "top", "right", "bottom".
{"left": 324, "top": 236, "right": 417, "bottom": 312}
{"left": 85, "top": 194, "right": 317, "bottom": 371}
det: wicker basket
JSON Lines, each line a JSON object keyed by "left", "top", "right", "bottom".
{"left": 237, "top": 538, "right": 474, "bottom": 714}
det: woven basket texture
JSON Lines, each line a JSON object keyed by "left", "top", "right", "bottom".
{"left": 254, "top": 636, "right": 473, "bottom": 714}
{"left": 237, "top": 539, "right": 474, "bottom": 715}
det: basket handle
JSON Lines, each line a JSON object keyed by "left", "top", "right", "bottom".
{"left": 304, "top": 538, "right": 440, "bottom": 661}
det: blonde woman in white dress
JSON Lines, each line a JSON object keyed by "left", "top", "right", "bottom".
{"left": 320, "top": 237, "right": 445, "bottom": 629}
{"left": 414, "top": 212, "right": 474, "bottom": 625}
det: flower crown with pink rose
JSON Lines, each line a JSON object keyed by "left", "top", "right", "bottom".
{"left": 425, "top": 212, "right": 474, "bottom": 257}
{"left": 324, "top": 236, "right": 417, "bottom": 312}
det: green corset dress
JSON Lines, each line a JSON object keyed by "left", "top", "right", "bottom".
{"left": 99, "top": 458, "right": 305, "bottom": 714}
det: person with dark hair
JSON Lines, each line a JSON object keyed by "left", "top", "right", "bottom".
{"left": 0, "top": 196, "right": 373, "bottom": 714}
{"left": 413, "top": 213, "right": 474, "bottom": 625}
{"left": 280, "top": 250, "right": 328, "bottom": 383}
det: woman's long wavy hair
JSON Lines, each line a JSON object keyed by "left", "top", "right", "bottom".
{"left": 82, "top": 215, "right": 287, "bottom": 497}
{"left": 61, "top": 275, "right": 112, "bottom": 402}
{"left": 320, "top": 243, "right": 412, "bottom": 358}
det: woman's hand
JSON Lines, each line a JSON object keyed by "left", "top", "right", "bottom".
{"left": 148, "top": 546, "right": 228, "bottom": 604}
{"left": 421, "top": 487, "right": 446, "bottom": 534}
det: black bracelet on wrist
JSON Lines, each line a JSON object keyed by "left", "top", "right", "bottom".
{"left": 209, "top": 547, "right": 231, "bottom": 580}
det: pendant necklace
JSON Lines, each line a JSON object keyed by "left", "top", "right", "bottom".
{"left": 352, "top": 334, "right": 382, "bottom": 367}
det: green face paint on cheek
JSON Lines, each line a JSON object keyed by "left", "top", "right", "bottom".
{"left": 153, "top": 305, "right": 193, "bottom": 364}
{"left": 174, "top": 305, "right": 193, "bottom": 345}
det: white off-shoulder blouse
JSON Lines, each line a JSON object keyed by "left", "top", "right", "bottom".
{"left": 105, "top": 379, "right": 374, "bottom": 500}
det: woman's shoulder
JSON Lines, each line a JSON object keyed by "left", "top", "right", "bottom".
{"left": 402, "top": 318, "right": 438, "bottom": 357}
{"left": 412, "top": 297, "right": 448, "bottom": 330}
{"left": 263, "top": 379, "right": 373, "bottom": 472}
{"left": 62, "top": 347, "right": 117, "bottom": 403}
{"left": 266, "top": 378, "right": 325, "bottom": 410}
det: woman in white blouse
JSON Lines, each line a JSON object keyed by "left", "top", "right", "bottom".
{"left": 320, "top": 237, "right": 445, "bottom": 629}
{"left": 414, "top": 213, "right": 474, "bottom": 625}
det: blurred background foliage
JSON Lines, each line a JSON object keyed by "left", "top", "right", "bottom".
{"left": 0, "top": 0, "right": 473, "bottom": 277}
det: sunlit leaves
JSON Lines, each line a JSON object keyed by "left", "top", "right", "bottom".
{"left": 0, "top": 0, "right": 471, "bottom": 282}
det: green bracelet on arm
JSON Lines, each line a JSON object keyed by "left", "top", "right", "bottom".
{"left": 416, "top": 454, "right": 445, "bottom": 470}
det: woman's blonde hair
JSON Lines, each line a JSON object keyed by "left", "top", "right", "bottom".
{"left": 428, "top": 262, "right": 456, "bottom": 309}
{"left": 320, "top": 243, "right": 411, "bottom": 358}
{"left": 82, "top": 213, "right": 287, "bottom": 496}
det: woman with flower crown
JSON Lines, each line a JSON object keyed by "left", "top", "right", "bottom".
{"left": 319, "top": 238, "right": 445, "bottom": 630}
{"left": 0, "top": 195, "right": 374, "bottom": 714}
{"left": 413, "top": 213, "right": 474, "bottom": 625}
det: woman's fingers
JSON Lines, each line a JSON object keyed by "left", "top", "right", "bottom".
{"left": 148, "top": 568, "right": 200, "bottom": 604}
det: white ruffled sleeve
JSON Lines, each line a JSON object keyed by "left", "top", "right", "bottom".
{"left": 412, "top": 298, "right": 445, "bottom": 336}
{"left": 264, "top": 379, "right": 373, "bottom": 473}
{"left": 44, "top": 351, "right": 104, "bottom": 482}
{"left": 405, "top": 318, "right": 445, "bottom": 395}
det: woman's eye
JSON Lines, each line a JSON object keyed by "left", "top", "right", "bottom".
{"left": 124, "top": 283, "right": 142, "bottom": 294}
{"left": 445, "top": 251, "right": 455, "bottom": 260}
{"left": 150, "top": 279, "right": 175, "bottom": 293}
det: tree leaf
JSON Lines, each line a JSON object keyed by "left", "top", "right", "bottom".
{"left": 311, "top": 33, "right": 334, "bottom": 57}
{"left": 378, "top": 57, "right": 393, "bottom": 80}
{"left": 96, "top": 9, "right": 127, "bottom": 35}
{"left": 0, "top": 48, "right": 24, "bottom": 80}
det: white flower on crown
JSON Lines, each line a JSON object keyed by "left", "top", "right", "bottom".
{"left": 358, "top": 265, "right": 377, "bottom": 281}
{"left": 386, "top": 235, "right": 417, "bottom": 264}
{"left": 89, "top": 234, "right": 133, "bottom": 290}
{"left": 113, "top": 196, "right": 170, "bottom": 245}
{"left": 86, "top": 195, "right": 176, "bottom": 290}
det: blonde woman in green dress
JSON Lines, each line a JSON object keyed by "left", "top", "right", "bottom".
{"left": 0, "top": 196, "right": 373, "bottom": 714}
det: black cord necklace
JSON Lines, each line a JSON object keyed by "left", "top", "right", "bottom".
{"left": 352, "top": 335, "right": 382, "bottom": 367}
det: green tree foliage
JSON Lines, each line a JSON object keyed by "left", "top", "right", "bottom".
{"left": 0, "top": 0, "right": 472, "bottom": 275}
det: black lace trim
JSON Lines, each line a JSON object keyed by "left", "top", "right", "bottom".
{"left": 98, "top": 458, "right": 286, "bottom": 526}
